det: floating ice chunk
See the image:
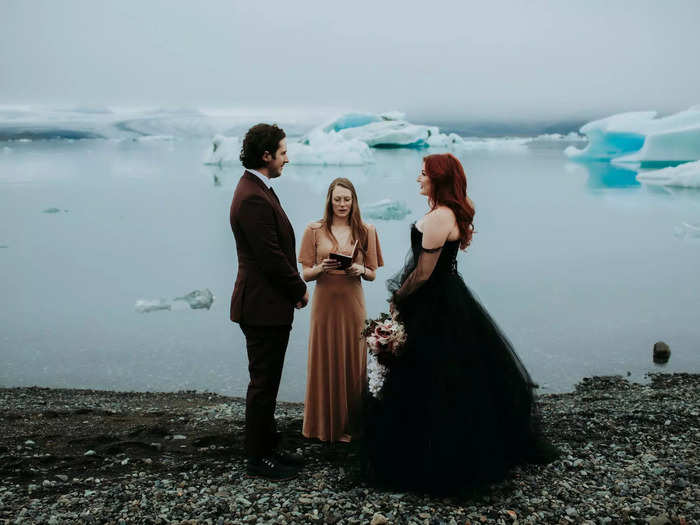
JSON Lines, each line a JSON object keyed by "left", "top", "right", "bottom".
{"left": 335, "top": 120, "right": 432, "bottom": 148}
{"left": 203, "top": 134, "right": 241, "bottom": 165}
{"left": 379, "top": 110, "right": 406, "bottom": 121}
{"left": 567, "top": 107, "right": 700, "bottom": 163}
{"left": 306, "top": 112, "right": 438, "bottom": 149}
{"left": 2, "top": 147, "right": 11, "bottom": 154}
{"left": 674, "top": 221, "right": 700, "bottom": 240}
{"left": 636, "top": 161, "right": 700, "bottom": 188}
{"left": 425, "top": 131, "right": 465, "bottom": 148}
{"left": 363, "top": 199, "right": 412, "bottom": 221}
{"left": 135, "top": 299, "right": 171, "bottom": 313}
{"left": 174, "top": 289, "right": 215, "bottom": 310}
{"left": 565, "top": 111, "right": 653, "bottom": 160}
{"left": 291, "top": 130, "right": 373, "bottom": 165}
{"left": 613, "top": 124, "right": 700, "bottom": 165}
{"left": 319, "top": 111, "right": 405, "bottom": 133}
{"left": 321, "top": 112, "right": 382, "bottom": 132}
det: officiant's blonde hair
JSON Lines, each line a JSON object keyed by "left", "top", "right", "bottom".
{"left": 321, "top": 178, "right": 368, "bottom": 257}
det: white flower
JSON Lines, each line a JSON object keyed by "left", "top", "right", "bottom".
{"left": 366, "top": 335, "right": 379, "bottom": 351}
{"left": 367, "top": 351, "right": 388, "bottom": 399}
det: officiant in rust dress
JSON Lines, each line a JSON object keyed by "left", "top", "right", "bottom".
{"left": 299, "top": 178, "right": 383, "bottom": 442}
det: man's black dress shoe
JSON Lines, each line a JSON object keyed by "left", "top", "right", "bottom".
{"left": 246, "top": 456, "right": 298, "bottom": 481}
{"left": 273, "top": 450, "right": 304, "bottom": 467}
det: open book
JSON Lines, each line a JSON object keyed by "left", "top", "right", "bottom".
{"left": 329, "top": 240, "right": 358, "bottom": 270}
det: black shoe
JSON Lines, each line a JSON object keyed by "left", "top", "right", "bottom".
{"left": 273, "top": 449, "right": 304, "bottom": 467}
{"left": 246, "top": 456, "right": 298, "bottom": 481}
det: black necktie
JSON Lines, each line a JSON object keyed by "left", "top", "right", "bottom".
{"left": 268, "top": 186, "right": 280, "bottom": 204}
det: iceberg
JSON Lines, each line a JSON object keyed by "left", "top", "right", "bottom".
{"left": 334, "top": 120, "right": 433, "bottom": 148}
{"left": 308, "top": 111, "right": 435, "bottom": 149}
{"left": 199, "top": 111, "right": 591, "bottom": 167}
{"left": 566, "top": 107, "right": 700, "bottom": 164}
{"left": 174, "top": 289, "right": 215, "bottom": 310}
{"left": 0, "top": 105, "right": 336, "bottom": 142}
{"left": 362, "top": 199, "right": 412, "bottom": 221}
{"left": 204, "top": 132, "right": 373, "bottom": 166}
{"left": 320, "top": 112, "right": 383, "bottom": 132}
{"left": 204, "top": 135, "right": 241, "bottom": 165}
{"left": 290, "top": 130, "right": 373, "bottom": 165}
{"left": 635, "top": 160, "right": 700, "bottom": 188}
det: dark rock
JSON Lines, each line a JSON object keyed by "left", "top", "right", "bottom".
{"left": 653, "top": 341, "right": 671, "bottom": 364}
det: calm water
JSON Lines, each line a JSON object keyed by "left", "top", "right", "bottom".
{"left": 1, "top": 138, "right": 699, "bottom": 401}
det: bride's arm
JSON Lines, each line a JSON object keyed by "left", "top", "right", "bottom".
{"left": 393, "top": 209, "right": 453, "bottom": 302}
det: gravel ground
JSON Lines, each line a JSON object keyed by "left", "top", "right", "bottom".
{"left": 0, "top": 373, "right": 697, "bottom": 524}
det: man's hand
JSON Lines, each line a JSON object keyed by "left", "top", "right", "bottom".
{"left": 295, "top": 290, "right": 309, "bottom": 309}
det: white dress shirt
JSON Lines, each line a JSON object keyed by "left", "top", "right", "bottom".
{"left": 246, "top": 168, "right": 272, "bottom": 189}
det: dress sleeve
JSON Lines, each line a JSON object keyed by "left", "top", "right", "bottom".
{"left": 392, "top": 245, "right": 443, "bottom": 303}
{"left": 298, "top": 224, "right": 317, "bottom": 267}
{"left": 364, "top": 225, "right": 384, "bottom": 271}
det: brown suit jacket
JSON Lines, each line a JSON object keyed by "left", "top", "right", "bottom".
{"left": 229, "top": 171, "right": 307, "bottom": 326}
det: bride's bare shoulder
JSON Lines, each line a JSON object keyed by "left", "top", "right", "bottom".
{"left": 424, "top": 207, "right": 456, "bottom": 228}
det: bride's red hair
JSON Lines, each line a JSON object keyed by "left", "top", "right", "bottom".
{"left": 423, "top": 153, "right": 475, "bottom": 250}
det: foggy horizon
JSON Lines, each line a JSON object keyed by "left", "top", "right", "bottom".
{"left": 2, "top": 0, "right": 699, "bottom": 122}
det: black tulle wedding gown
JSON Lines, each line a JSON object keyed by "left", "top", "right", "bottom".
{"left": 364, "top": 224, "right": 557, "bottom": 494}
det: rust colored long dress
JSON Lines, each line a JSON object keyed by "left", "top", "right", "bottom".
{"left": 299, "top": 221, "right": 384, "bottom": 442}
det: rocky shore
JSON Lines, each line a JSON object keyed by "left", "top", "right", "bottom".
{"left": 1, "top": 373, "right": 697, "bottom": 524}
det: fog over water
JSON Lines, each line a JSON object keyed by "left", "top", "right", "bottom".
{"left": 2, "top": 0, "right": 700, "bottom": 120}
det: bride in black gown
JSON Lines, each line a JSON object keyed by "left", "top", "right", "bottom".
{"left": 364, "top": 153, "right": 557, "bottom": 495}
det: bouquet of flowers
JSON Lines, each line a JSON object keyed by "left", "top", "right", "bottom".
{"left": 362, "top": 311, "right": 407, "bottom": 399}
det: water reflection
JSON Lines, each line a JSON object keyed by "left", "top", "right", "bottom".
{"left": 568, "top": 160, "right": 641, "bottom": 191}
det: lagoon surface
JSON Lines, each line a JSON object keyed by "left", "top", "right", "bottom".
{"left": 1, "top": 137, "right": 699, "bottom": 401}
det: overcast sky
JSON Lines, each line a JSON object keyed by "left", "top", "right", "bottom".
{"left": 1, "top": 0, "right": 699, "bottom": 120}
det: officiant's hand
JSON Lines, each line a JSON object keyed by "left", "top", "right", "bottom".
{"left": 345, "top": 263, "right": 364, "bottom": 277}
{"left": 321, "top": 258, "right": 340, "bottom": 273}
{"left": 295, "top": 290, "right": 309, "bottom": 309}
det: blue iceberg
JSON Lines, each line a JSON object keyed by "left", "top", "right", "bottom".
{"left": 566, "top": 106, "right": 700, "bottom": 164}
{"left": 312, "top": 112, "right": 434, "bottom": 149}
{"left": 321, "top": 112, "right": 383, "bottom": 133}
{"left": 636, "top": 160, "right": 700, "bottom": 188}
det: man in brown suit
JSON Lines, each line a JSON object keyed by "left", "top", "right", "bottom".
{"left": 230, "top": 123, "right": 309, "bottom": 480}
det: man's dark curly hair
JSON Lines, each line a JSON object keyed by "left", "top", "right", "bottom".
{"left": 240, "top": 123, "right": 286, "bottom": 169}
